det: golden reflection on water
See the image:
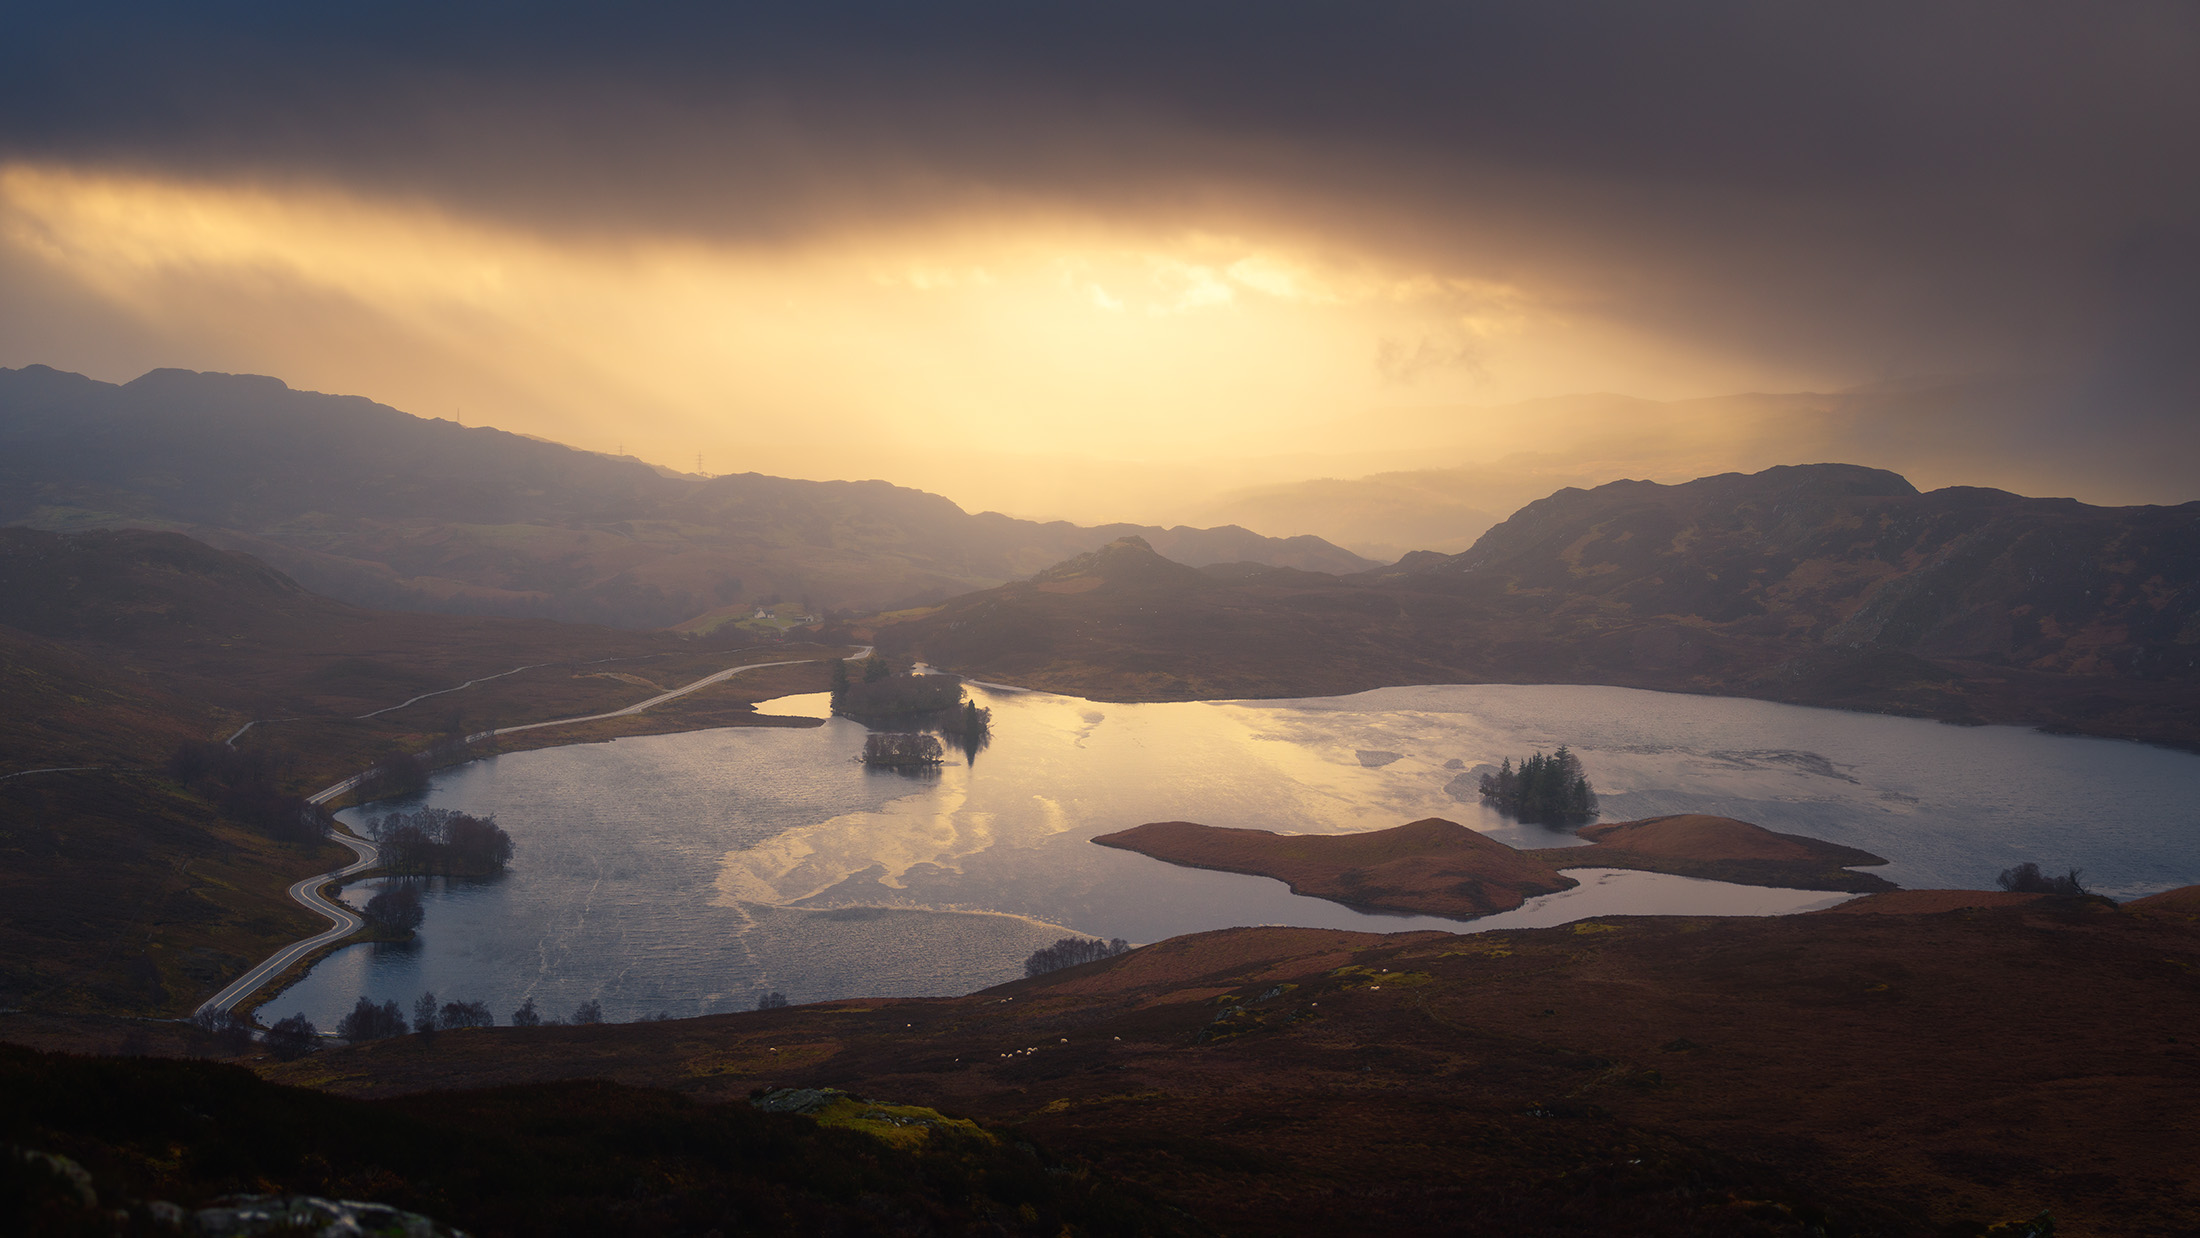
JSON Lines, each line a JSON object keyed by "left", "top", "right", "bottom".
{"left": 714, "top": 685, "right": 1529, "bottom": 911}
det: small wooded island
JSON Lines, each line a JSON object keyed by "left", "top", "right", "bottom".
{"left": 1094, "top": 813, "right": 1895, "bottom": 921}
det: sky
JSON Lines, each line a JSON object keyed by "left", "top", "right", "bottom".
{"left": 4, "top": 2, "right": 2196, "bottom": 543}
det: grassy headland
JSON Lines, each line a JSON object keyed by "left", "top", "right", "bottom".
{"left": 1095, "top": 813, "right": 1894, "bottom": 924}
{"left": 1094, "top": 817, "right": 1579, "bottom": 917}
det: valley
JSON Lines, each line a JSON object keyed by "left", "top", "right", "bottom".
{"left": 4, "top": 387, "right": 2197, "bottom": 1238}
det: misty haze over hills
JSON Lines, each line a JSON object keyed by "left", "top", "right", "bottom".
{"left": 0, "top": 365, "right": 1376, "bottom": 628}
{"left": 886, "top": 463, "right": 2200, "bottom": 749}
{"left": 1189, "top": 377, "right": 2197, "bottom": 562}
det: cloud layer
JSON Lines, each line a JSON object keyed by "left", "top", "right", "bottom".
{"left": 4, "top": 2, "right": 2196, "bottom": 525}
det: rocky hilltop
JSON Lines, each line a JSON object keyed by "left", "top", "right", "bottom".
{"left": 880, "top": 464, "right": 2200, "bottom": 749}
{"left": 1378, "top": 463, "right": 2200, "bottom": 681}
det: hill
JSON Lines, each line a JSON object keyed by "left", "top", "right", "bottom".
{"left": 1093, "top": 817, "right": 1578, "bottom": 918}
{"left": 1526, "top": 814, "right": 1896, "bottom": 893}
{"left": 879, "top": 464, "right": 2200, "bottom": 749}
{"left": 0, "top": 365, "right": 1374, "bottom": 628}
{"left": 1096, "top": 815, "right": 1895, "bottom": 919}
{"left": 0, "top": 527, "right": 845, "bottom": 1017}
{"left": 0, "top": 525, "right": 689, "bottom": 759}
{"left": 155, "top": 899, "right": 2200, "bottom": 1236}
{"left": 0, "top": 1046, "right": 1169, "bottom": 1236}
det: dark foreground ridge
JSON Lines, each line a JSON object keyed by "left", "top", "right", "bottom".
{"left": 6, "top": 895, "right": 2188, "bottom": 1236}
{"left": 0, "top": 1047, "right": 1173, "bottom": 1236}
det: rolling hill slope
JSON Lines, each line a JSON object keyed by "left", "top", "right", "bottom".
{"left": 880, "top": 465, "right": 2200, "bottom": 748}
{"left": 0, "top": 365, "right": 1374, "bottom": 627}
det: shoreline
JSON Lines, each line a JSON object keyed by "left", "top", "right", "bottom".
{"left": 199, "top": 646, "right": 868, "bottom": 1019}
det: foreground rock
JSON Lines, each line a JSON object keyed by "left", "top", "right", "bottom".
{"left": 1093, "top": 817, "right": 1578, "bottom": 918}
{"left": 5, "top": 1149, "right": 467, "bottom": 1237}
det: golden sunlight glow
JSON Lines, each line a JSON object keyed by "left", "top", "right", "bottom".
{"left": 0, "top": 162, "right": 1794, "bottom": 523}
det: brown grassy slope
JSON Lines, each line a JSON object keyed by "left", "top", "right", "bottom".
{"left": 0, "top": 625, "right": 220, "bottom": 770}
{"left": 262, "top": 903, "right": 2200, "bottom": 1237}
{"left": 1525, "top": 813, "right": 1898, "bottom": 894}
{"left": 0, "top": 525, "right": 676, "bottom": 727}
{"left": 0, "top": 771, "right": 342, "bottom": 1015}
{"left": 2127, "top": 883, "right": 2200, "bottom": 916}
{"left": 1094, "top": 818, "right": 1576, "bottom": 917}
{"left": 0, "top": 528, "right": 853, "bottom": 1015}
{"left": 879, "top": 465, "right": 2200, "bottom": 750}
{"left": 0, "top": 527, "right": 852, "bottom": 783}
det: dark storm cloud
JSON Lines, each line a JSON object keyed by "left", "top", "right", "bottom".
{"left": 7, "top": 2, "right": 2199, "bottom": 398}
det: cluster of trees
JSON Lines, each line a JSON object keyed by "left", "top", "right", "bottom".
{"left": 187, "top": 1007, "right": 257, "bottom": 1054}
{"left": 1478, "top": 747, "right": 1600, "bottom": 826}
{"left": 862, "top": 731, "right": 944, "bottom": 768}
{"left": 755, "top": 991, "right": 789, "bottom": 1010}
{"left": 943, "top": 699, "right": 993, "bottom": 763}
{"left": 1998, "top": 862, "right": 2088, "bottom": 896}
{"left": 836, "top": 670, "right": 962, "bottom": 718}
{"left": 166, "top": 741, "right": 327, "bottom": 845}
{"left": 1024, "top": 936, "right": 1132, "bottom": 978}
{"left": 334, "top": 998, "right": 407, "bottom": 1040}
{"left": 334, "top": 991, "right": 607, "bottom": 1042}
{"left": 352, "top": 750, "right": 430, "bottom": 802}
{"left": 263, "top": 1013, "right": 320, "bottom": 1061}
{"left": 828, "top": 653, "right": 896, "bottom": 705}
{"left": 361, "top": 882, "right": 425, "bottom": 934}
{"left": 349, "top": 731, "right": 475, "bottom": 804}
{"left": 195, "top": 1006, "right": 322, "bottom": 1060}
{"left": 362, "top": 807, "right": 515, "bottom": 876}
{"left": 834, "top": 658, "right": 994, "bottom": 763}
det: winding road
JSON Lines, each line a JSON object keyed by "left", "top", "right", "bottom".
{"left": 195, "top": 830, "right": 378, "bottom": 1017}
{"left": 194, "top": 645, "right": 870, "bottom": 1017}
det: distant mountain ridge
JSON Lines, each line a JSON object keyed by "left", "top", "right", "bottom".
{"left": 1372, "top": 463, "right": 2200, "bottom": 679}
{"left": 0, "top": 366, "right": 1376, "bottom": 628}
{"left": 880, "top": 463, "right": 2200, "bottom": 749}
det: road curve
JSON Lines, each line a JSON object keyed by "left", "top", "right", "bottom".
{"left": 195, "top": 830, "right": 378, "bottom": 1017}
{"left": 464, "top": 645, "right": 872, "bottom": 743}
{"left": 197, "top": 645, "right": 871, "bottom": 1017}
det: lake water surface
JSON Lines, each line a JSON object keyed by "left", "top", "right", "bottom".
{"left": 271, "top": 681, "right": 2200, "bottom": 1027}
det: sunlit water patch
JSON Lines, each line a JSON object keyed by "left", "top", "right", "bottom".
{"left": 266, "top": 681, "right": 2200, "bottom": 1028}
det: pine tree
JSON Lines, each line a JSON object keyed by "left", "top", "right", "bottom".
{"left": 1478, "top": 747, "right": 1598, "bottom": 825}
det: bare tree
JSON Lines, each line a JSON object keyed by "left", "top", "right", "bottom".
{"left": 336, "top": 997, "right": 407, "bottom": 1040}
{"left": 438, "top": 999, "right": 494, "bottom": 1030}
{"left": 265, "top": 1013, "right": 320, "bottom": 1060}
